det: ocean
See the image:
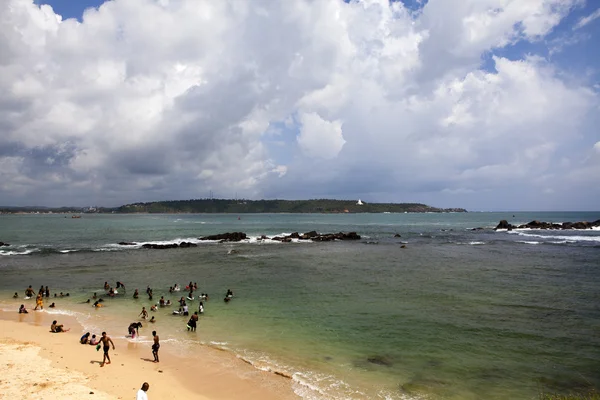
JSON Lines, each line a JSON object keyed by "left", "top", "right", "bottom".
{"left": 0, "top": 212, "right": 599, "bottom": 399}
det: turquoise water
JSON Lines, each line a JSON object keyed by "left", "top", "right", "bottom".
{"left": 1, "top": 212, "right": 599, "bottom": 399}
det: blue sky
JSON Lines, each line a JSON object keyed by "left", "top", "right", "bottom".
{"left": 3, "top": 0, "right": 600, "bottom": 210}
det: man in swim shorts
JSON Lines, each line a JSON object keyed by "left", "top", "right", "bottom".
{"left": 151, "top": 331, "right": 160, "bottom": 363}
{"left": 100, "top": 331, "right": 115, "bottom": 367}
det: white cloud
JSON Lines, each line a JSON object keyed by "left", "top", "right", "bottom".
{"left": 0, "top": 0, "right": 597, "bottom": 210}
{"left": 297, "top": 112, "right": 346, "bottom": 159}
{"left": 574, "top": 7, "right": 600, "bottom": 30}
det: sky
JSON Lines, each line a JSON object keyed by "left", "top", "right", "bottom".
{"left": 1, "top": 0, "right": 599, "bottom": 211}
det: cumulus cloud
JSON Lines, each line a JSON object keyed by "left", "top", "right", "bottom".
{"left": 0, "top": 0, "right": 597, "bottom": 210}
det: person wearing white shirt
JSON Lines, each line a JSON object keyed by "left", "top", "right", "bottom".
{"left": 136, "top": 382, "right": 149, "bottom": 400}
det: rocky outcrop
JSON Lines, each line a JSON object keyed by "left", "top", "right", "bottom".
{"left": 142, "top": 241, "right": 198, "bottom": 249}
{"left": 198, "top": 232, "right": 247, "bottom": 242}
{"left": 271, "top": 231, "right": 361, "bottom": 242}
{"left": 0, "top": 242, "right": 9, "bottom": 246}
{"left": 495, "top": 219, "right": 600, "bottom": 231}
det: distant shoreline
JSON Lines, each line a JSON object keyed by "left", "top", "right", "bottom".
{"left": 0, "top": 198, "right": 467, "bottom": 214}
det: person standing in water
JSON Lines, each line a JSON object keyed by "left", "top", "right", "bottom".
{"left": 34, "top": 293, "right": 44, "bottom": 310}
{"left": 151, "top": 331, "right": 160, "bottom": 363}
{"left": 99, "top": 331, "right": 115, "bottom": 367}
{"left": 139, "top": 307, "right": 148, "bottom": 320}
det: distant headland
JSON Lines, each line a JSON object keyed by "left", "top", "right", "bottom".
{"left": 0, "top": 199, "right": 467, "bottom": 214}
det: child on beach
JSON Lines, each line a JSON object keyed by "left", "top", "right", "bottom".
{"left": 139, "top": 307, "right": 148, "bottom": 319}
{"left": 89, "top": 334, "right": 99, "bottom": 345}
{"left": 13, "top": 292, "right": 18, "bottom": 298}
{"left": 18, "top": 304, "right": 28, "bottom": 313}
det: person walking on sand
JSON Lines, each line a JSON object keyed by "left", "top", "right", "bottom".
{"left": 151, "top": 331, "right": 160, "bottom": 363}
{"left": 99, "top": 331, "right": 115, "bottom": 367}
{"left": 136, "top": 382, "right": 150, "bottom": 400}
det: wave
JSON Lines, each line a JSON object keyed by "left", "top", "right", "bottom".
{"left": 509, "top": 231, "right": 600, "bottom": 243}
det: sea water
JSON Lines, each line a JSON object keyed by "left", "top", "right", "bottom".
{"left": 0, "top": 212, "right": 599, "bottom": 399}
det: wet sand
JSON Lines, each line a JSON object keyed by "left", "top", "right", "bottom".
{"left": 0, "top": 310, "right": 299, "bottom": 400}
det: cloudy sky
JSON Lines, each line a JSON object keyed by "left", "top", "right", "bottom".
{"left": 1, "top": 0, "right": 599, "bottom": 211}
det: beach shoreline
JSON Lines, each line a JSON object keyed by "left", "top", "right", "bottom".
{"left": 0, "top": 310, "right": 299, "bottom": 400}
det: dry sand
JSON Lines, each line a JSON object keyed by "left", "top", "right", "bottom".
{"left": 0, "top": 310, "right": 299, "bottom": 400}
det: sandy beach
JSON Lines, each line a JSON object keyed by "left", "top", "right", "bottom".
{"left": 0, "top": 310, "right": 298, "bottom": 400}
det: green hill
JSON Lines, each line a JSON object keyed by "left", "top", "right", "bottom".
{"left": 116, "top": 199, "right": 467, "bottom": 214}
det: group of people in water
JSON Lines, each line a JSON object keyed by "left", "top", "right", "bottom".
{"left": 15, "top": 280, "right": 236, "bottom": 367}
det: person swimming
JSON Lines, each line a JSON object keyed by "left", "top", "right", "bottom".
{"left": 93, "top": 299, "right": 104, "bottom": 307}
{"left": 149, "top": 316, "right": 156, "bottom": 323}
{"left": 49, "top": 302, "right": 56, "bottom": 308}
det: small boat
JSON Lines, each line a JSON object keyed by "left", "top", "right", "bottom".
{"left": 72, "top": 215, "right": 81, "bottom": 219}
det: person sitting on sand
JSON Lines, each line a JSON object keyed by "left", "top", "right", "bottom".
{"left": 80, "top": 332, "right": 90, "bottom": 344}
{"left": 89, "top": 334, "right": 99, "bottom": 345}
{"left": 49, "top": 302, "right": 56, "bottom": 308}
{"left": 50, "top": 320, "right": 70, "bottom": 333}
{"left": 139, "top": 307, "right": 148, "bottom": 320}
{"left": 13, "top": 292, "right": 18, "bottom": 298}
{"left": 19, "top": 304, "right": 28, "bottom": 314}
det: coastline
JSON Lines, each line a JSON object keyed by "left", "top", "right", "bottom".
{"left": 0, "top": 310, "right": 298, "bottom": 400}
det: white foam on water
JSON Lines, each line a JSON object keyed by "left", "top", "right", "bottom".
{"left": 510, "top": 231, "right": 600, "bottom": 243}
{"left": 60, "top": 249, "right": 78, "bottom": 253}
{"left": 469, "top": 241, "right": 485, "bottom": 245}
{"left": 0, "top": 249, "right": 37, "bottom": 256}
{"left": 517, "top": 241, "right": 540, "bottom": 245}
